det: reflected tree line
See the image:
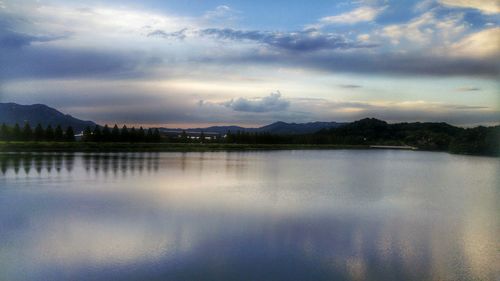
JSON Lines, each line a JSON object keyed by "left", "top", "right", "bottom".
{"left": 0, "top": 153, "right": 75, "bottom": 175}
{"left": 0, "top": 153, "right": 160, "bottom": 176}
{"left": 81, "top": 153, "right": 160, "bottom": 175}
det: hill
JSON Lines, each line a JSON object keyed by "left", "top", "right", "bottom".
{"left": 160, "top": 121, "right": 344, "bottom": 135}
{"left": 257, "top": 121, "right": 343, "bottom": 134}
{"left": 317, "top": 118, "right": 500, "bottom": 156}
{"left": 0, "top": 103, "right": 96, "bottom": 132}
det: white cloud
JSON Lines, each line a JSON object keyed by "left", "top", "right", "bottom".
{"left": 203, "top": 5, "right": 240, "bottom": 22}
{"left": 438, "top": 0, "right": 500, "bottom": 14}
{"left": 357, "top": 34, "right": 371, "bottom": 42}
{"left": 381, "top": 11, "right": 466, "bottom": 47}
{"left": 448, "top": 27, "right": 500, "bottom": 59}
{"left": 414, "top": 0, "right": 436, "bottom": 12}
{"left": 317, "top": 6, "right": 385, "bottom": 26}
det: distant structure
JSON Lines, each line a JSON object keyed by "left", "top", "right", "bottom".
{"left": 160, "top": 130, "right": 222, "bottom": 141}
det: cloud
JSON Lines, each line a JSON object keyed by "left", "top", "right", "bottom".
{"left": 202, "top": 5, "right": 240, "bottom": 23}
{"left": 1, "top": 0, "right": 497, "bottom": 79}
{"left": 316, "top": 6, "right": 385, "bottom": 26}
{"left": 0, "top": 28, "right": 65, "bottom": 48}
{"left": 448, "top": 27, "right": 500, "bottom": 59}
{"left": 4, "top": 78, "right": 498, "bottom": 127}
{"left": 291, "top": 98, "right": 500, "bottom": 126}
{"left": 438, "top": 0, "right": 500, "bottom": 14}
{"left": 455, "top": 86, "right": 481, "bottom": 92}
{"left": 218, "top": 49, "right": 499, "bottom": 77}
{"left": 147, "top": 28, "right": 188, "bottom": 40}
{"left": 193, "top": 11, "right": 498, "bottom": 77}
{"left": 0, "top": 0, "right": 498, "bottom": 129}
{"left": 200, "top": 28, "right": 376, "bottom": 52}
{"left": 222, "top": 91, "right": 290, "bottom": 113}
{"left": 338, "top": 84, "right": 362, "bottom": 89}
{"left": 381, "top": 11, "right": 466, "bottom": 46}
{"left": 0, "top": 46, "right": 153, "bottom": 79}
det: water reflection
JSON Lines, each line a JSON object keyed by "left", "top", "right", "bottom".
{"left": 0, "top": 151, "right": 498, "bottom": 281}
{"left": 1, "top": 153, "right": 73, "bottom": 175}
{"left": 0, "top": 153, "right": 163, "bottom": 177}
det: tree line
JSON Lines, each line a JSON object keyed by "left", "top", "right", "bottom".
{"left": 1, "top": 123, "right": 75, "bottom": 141}
{"left": 220, "top": 118, "right": 499, "bottom": 156}
{"left": 82, "top": 125, "right": 161, "bottom": 143}
{"left": 224, "top": 131, "right": 289, "bottom": 144}
{"left": 1, "top": 119, "right": 498, "bottom": 156}
{"left": 0, "top": 123, "right": 162, "bottom": 143}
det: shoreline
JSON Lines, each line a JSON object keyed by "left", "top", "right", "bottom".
{"left": 0, "top": 142, "right": 497, "bottom": 157}
{"left": 0, "top": 141, "right": 370, "bottom": 153}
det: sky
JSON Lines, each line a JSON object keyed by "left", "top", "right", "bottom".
{"left": 0, "top": 0, "right": 499, "bottom": 127}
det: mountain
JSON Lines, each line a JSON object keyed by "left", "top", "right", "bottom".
{"left": 0, "top": 103, "right": 97, "bottom": 132}
{"left": 159, "top": 121, "right": 345, "bottom": 135}
{"left": 256, "top": 121, "right": 344, "bottom": 134}
{"left": 1, "top": 102, "right": 344, "bottom": 135}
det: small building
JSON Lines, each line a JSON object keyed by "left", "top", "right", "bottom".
{"left": 160, "top": 130, "right": 222, "bottom": 141}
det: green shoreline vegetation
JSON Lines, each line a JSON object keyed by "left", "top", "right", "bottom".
{"left": 1, "top": 119, "right": 499, "bottom": 156}
{"left": 0, "top": 142, "right": 368, "bottom": 153}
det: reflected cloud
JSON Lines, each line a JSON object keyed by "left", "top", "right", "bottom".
{"left": 0, "top": 151, "right": 498, "bottom": 281}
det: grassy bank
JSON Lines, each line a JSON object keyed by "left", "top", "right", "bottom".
{"left": 0, "top": 141, "right": 370, "bottom": 153}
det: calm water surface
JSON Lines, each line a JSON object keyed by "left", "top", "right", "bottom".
{"left": 0, "top": 150, "right": 498, "bottom": 281}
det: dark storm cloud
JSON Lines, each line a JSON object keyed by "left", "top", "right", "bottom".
{"left": 222, "top": 92, "right": 290, "bottom": 113}
{"left": 147, "top": 28, "right": 188, "bottom": 40}
{"left": 0, "top": 18, "right": 68, "bottom": 48}
{"left": 1, "top": 85, "right": 205, "bottom": 125}
{"left": 338, "top": 84, "right": 362, "bottom": 88}
{"left": 214, "top": 50, "right": 500, "bottom": 77}
{"left": 199, "top": 28, "right": 376, "bottom": 52}
{"left": 0, "top": 46, "right": 155, "bottom": 79}
{"left": 455, "top": 86, "right": 481, "bottom": 92}
{"left": 312, "top": 54, "right": 500, "bottom": 77}
{"left": 0, "top": 18, "right": 154, "bottom": 79}
{"left": 0, "top": 29, "right": 65, "bottom": 48}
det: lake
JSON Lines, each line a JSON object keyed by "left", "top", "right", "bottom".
{"left": 0, "top": 150, "right": 498, "bottom": 281}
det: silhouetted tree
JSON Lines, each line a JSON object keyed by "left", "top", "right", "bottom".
{"left": 92, "top": 125, "right": 102, "bottom": 142}
{"left": 153, "top": 128, "right": 161, "bottom": 142}
{"left": 225, "top": 130, "right": 234, "bottom": 143}
{"left": 54, "top": 125, "right": 64, "bottom": 141}
{"left": 200, "top": 131, "right": 205, "bottom": 143}
{"left": 22, "top": 123, "right": 33, "bottom": 141}
{"left": 12, "top": 123, "right": 21, "bottom": 141}
{"left": 45, "top": 125, "right": 54, "bottom": 141}
{"left": 102, "top": 125, "right": 111, "bottom": 142}
{"left": 129, "top": 127, "right": 137, "bottom": 142}
{"left": 34, "top": 124, "right": 44, "bottom": 141}
{"left": 146, "top": 128, "right": 153, "bottom": 142}
{"left": 65, "top": 126, "right": 75, "bottom": 141}
{"left": 121, "top": 125, "right": 129, "bottom": 142}
{"left": 82, "top": 126, "right": 92, "bottom": 142}
{"left": 181, "top": 130, "right": 188, "bottom": 142}
{"left": 0, "top": 123, "right": 10, "bottom": 141}
{"left": 111, "top": 125, "right": 120, "bottom": 142}
{"left": 138, "top": 127, "right": 145, "bottom": 142}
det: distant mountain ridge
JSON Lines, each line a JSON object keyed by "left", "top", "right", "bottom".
{"left": 0, "top": 103, "right": 96, "bottom": 132}
{"left": 159, "top": 121, "right": 345, "bottom": 135}
{"left": 0, "top": 102, "right": 344, "bottom": 135}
